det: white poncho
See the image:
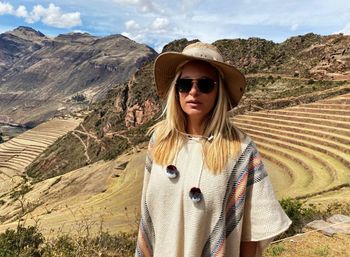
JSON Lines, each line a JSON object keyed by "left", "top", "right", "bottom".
{"left": 136, "top": 130, "right": 291, "bottom": 257}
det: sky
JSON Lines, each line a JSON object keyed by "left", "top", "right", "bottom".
{"left": 0, "top": 0, "right": 349, "bottom": 52}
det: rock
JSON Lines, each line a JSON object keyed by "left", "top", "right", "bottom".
{"left": 305, "top": 220, "right": 338, "bottom": 236}
{"left": 327, "top": 214, "right": 350, "bottom": 223}
{"left": 125, "top": 99, "right": 158, "bottom": 127}
{"left": 305, "top": 215, "right": 350, "bottom": 236}
{"left": 326, "top": 214, "right": 350, "bottom": 235}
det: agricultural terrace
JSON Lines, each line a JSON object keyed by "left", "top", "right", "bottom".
{"left": 0, "top": 118, "right": 81, "bottom": 195}
{"left": 233, "top": 93, "right": 350, "bottom": 199}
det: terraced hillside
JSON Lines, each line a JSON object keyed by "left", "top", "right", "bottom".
{"left": 0, "top": 118, "right": 81, "bottom": 195}
{"left": 0, "top": 92, "right": 349, "bottom": 236}
{"left": 0, "top": 145, "right": 146, "bottom": 235}
{"left": 233, "top": 93, "right": 350, "bottom": 199}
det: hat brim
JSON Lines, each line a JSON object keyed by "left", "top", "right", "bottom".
{"left": 154, "top": 52, "right": 246, "bottom": 107}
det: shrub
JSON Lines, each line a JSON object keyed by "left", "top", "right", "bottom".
{"left": 0, "top": 225, "right": 44, "bottom": 257}
{"left": 42, "top": 235, "right": 76, "bottom": 257}
{"left": 279, "top": 198, "right": 320, "bottom": 236}
{"left": 72, "top": 94, "right": 87, "bottom": 102}
{"left": 0, "top": 225, "right": 137, "bottom": 257}
{"left": 10, "top": 184, "right": 33, "bottom": 200}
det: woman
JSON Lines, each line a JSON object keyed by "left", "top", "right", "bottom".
{"left": 135, "top": 42, "right": 291, "bottom": 257}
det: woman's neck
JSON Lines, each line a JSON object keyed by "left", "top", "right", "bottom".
{"left": 187, "top": 117, "right": 205, "bottom": 136}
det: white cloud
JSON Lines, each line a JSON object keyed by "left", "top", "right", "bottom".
{"left": 121, "top": 31, "right": 132, "bottom": 38}
{"left": 180, "top": 0, "right": 201, "bottom": 11}
{"left": 15, "top": 5, "right": 28, "bottom": 18}
{"left": 2, "top": 0, "right": 350, "bottom": 51}
{"left": 0, "top": 1, "right": 13, "bottom": 15}
{"left": 290, "top": 24, "right": 299, "bottom": 31}
{"left": 151, "top": 17, "right": 169, "bottom": 30}
{"left": 113, "top": 0, "right": 160, "bottom": 13}
{"left": 0, "top": 2, "right": 81, "bottom": 28}
{"left": 25, "top": 4, "right": 81, "bottom": 28}
{"left": 125, "top": 19, "right": 140, "bottom": 30}
{"left": 121, "top": 16, "right": 173, "bottom": 52}
{"left": 335, "top": 22, "right": 350, "bottom": 34}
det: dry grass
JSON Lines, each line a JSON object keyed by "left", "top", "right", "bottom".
{"left": 264, "top": 232, "right": 349, "bottom": 257}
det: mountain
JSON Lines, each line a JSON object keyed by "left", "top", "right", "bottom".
{"left": 24, "top": 34, "right": 350, "bottom": 182}
{"left": 0, "top": 26, "right": 157, "bottom": 127}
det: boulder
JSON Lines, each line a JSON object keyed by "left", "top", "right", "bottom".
{"left": 305, "top": 214, "right": 350, "bottom": 236}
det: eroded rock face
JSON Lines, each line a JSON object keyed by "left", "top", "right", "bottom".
{"left": 125, "top": 99, "right": 160, "bottom": 127}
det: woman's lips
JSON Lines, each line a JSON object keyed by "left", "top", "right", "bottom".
{"left": 187, "top": 100, "right": 202, "bottom": 107}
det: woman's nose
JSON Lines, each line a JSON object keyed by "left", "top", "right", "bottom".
{"left": 188, "top": 81, "right": 200, "bottom": 96}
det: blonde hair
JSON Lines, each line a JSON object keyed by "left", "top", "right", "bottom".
{"left": 149, "top": 63, "right": 241, "bottom": 174}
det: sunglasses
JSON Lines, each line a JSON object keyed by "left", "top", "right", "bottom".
{"left": 176, "top": 78, "right": 217, "bottom": 94}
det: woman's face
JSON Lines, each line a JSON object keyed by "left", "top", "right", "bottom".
{"left": 178, "top": 61, "right": 219, "bottom": 122}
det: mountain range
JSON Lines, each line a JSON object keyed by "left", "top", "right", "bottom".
{"left": 0, "top": 26, "right": 349, "bottom": 180}
{"left": 0, "top": 26, "right": 349, "bottom": 241}
{"left": 0, "top": 26, "right": 157, "bottom": 127}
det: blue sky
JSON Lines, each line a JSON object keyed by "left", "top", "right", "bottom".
{"left": 1, "top": 0, "right": 349, "bottom": 52}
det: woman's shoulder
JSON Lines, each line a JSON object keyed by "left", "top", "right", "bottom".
{"left": 231, "top": 124, "right": 253, "bottom": 147}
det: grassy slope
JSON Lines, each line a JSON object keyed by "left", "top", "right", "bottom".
{"left": 0, "top": 146, "right": 147, "bottom": 235}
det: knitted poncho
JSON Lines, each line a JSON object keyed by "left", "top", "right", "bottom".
{"left": 135, "top": 130, "right": 291, "bottom": 257}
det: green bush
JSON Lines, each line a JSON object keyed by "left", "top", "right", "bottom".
{"left": 42, "top": 235, "right": 76, "bottom": 257}
{"left": 0, "top": 225, "right": 137, "bottom": 257}
{"left": 279, "top": 198, "right": 320, "bottom": 236}
{"left": 0, "top": 225, "right": 44, "bottom": 257}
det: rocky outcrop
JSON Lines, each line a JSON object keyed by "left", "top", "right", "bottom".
{"left": 125, "top": 100, "right": 159, "bottom": 128}
{"left": 309, "top": 36, "right": 350, "bottom": 80}
{"left": 214, "top": 33, "right": 350, "bottom": 78}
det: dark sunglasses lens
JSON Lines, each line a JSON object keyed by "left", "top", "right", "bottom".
{"left": 197, "top": 79, "right": 215, "bottom": 93}
{"left": 176, "top": 78, "right": 216, "bottom": 94}
{"left": 177, "top": 79, "right": 192, "bottom": 93}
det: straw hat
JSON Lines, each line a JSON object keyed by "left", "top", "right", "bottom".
{"left": 154, "top": 42, "right": 246, "bottom": 108}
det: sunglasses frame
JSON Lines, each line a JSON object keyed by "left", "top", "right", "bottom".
{"left": 176, "top": 78, "right": 217, "bottom": 94}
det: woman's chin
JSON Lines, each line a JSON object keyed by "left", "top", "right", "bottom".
{"left": 185, "top": 110, "right": 208, "bottom": 120}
